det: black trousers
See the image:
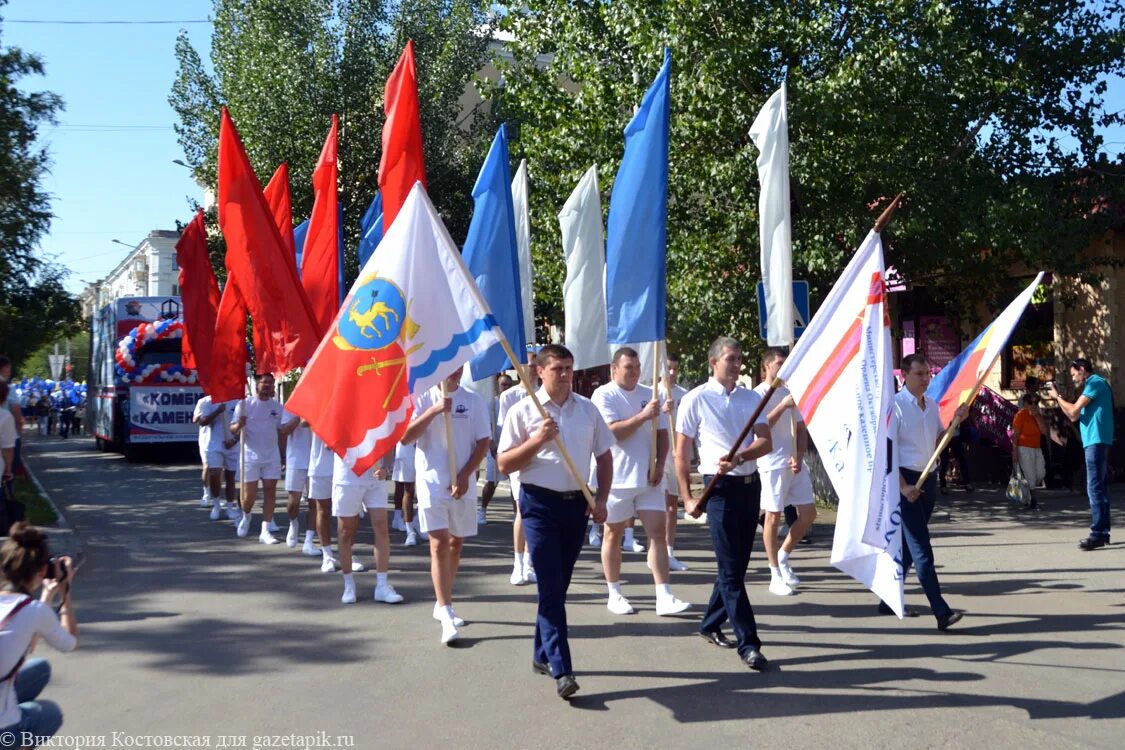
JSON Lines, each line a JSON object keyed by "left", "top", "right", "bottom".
{"left": 699, "top": 474, "right": 762, "bottom": 655}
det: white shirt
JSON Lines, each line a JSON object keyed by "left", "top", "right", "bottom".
{"left": 498, "top": 388, "right": 615, "bottom": 492}
{"left": 0, "top": 595, "right": 77, "bottom": 727}
{"left": 193, "top": 396, "right": 227, "bottom": 454}
{"left": 892, "top": 388, "right": 943, "bottom": 472}
{"left": 497, "top": 385, "right": 534, "bottom": 431}
{"left": 753, "top": 383, "right": 804, "bottom": 472}
{"left": 231, "top": 397, "right": 282, "bottom": 464}
{"left": 307, "top": 434, "right": 335, "bottom": 478}
{"left": 0, "top": 410, "right": 16, "bottom": 478}
{"left": 409, "top": 386, "right": 491, "bottom": 488}
{"left": 591, "top": 381, "right": 668, "bottom": 489}
{"left": 283, "top": 409, "right": 311, "bottom": 471}
{"left": 677, "top": 379, "right": 768, "bottom": 476}
{"left": 658, "top": 382, "right": 689, "bottom": 469}
{"left": 333, "top": 453, "right": 383, "bottom": 487}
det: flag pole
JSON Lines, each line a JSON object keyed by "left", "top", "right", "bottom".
{"left": 497, "top": 337, "right": 596, "bottom": 510}
{"left": 440, "top": 381, "right": 458, "bottom": 495}
{"left": 650, "top": 340, "right": 661, "bottom": 483}
{"left": 874, "top": 192, "right": 905, "bottom": 233}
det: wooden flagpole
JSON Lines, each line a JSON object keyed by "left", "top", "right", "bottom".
{"left": 650, "top": 340, "right": 661, "bottom": 483}
{"left": 440, "top": 381, "right": 459, "bottom": 496}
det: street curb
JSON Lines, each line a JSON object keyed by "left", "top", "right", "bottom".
{"left": 21, "top": 446, "right": 86, "bottom": 563}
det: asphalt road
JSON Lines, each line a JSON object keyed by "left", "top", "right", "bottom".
{"left": 20, "top": 434, "right": 1125, "bottom": 749}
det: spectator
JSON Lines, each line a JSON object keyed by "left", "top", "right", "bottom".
{"left": 1011, "top": 393, "right": 1048, "bottom": 509}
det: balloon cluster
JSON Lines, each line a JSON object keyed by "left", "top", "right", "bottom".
{"left": 114, "top": 317, "right": 200, "bottom": 385}
{"left": 12, "top": 378, "right": 87, "bottom": 409}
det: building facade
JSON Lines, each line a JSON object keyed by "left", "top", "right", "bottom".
{"left": 82, "top": 230, "right": 181, "bottom": 318}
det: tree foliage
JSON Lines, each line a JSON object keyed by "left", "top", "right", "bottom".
{"left": 0, "top": 4, "right": 81, "bottom": 369}
{"left": 169, "top": 0, "right": 496, "bottom": 281}
{"left": 495, "top": 0, "right": 1125, "bottom": 376}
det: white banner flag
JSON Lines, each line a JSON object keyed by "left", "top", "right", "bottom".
{"left": 512, "top": 159, "right": 536, "bottom": 345}
{"left": 560, "top": 166, "right": 611, "bottom": 371}
{"left": 777, "top": 230, "right": 903, "bottom": 615}
{"left": 749, "top": 81, "right": 794, "bottom": 346}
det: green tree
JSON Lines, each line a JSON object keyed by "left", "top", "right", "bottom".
{"left": 22, "top": 330, "right": 90, "bottom": 382}
{"left": 0, "top": 4, "right": 80, "bottom": 369}
{"left": 495, "top": 0, "right": 1125, "bottom": 377}
{"left": 169, "top": 0, "right": 496, "bottom": 282}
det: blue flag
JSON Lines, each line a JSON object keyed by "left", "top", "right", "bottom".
{"left": 605, "top": 48, "right": 671, "bottom": 344}
{"left": 462, "top": 124, "right": 525, "bottom": 379}
{"left": 293, "top": 219, "right": 310, "bottom": 277}
{"left": 358, "top": 192, "right": 384, "bottom": 268}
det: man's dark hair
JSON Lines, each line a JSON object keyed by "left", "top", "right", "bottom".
{"left": 763, "top": 346, "right": 789, "bottom": 363}
{"left": 612, "top": 346, "right": 639, "bottom": 364}
{"left": 901, "top": 353, "right": 929, "bottom": 371}
{"left": 1071, "top": 357, "right": 1093, "bottom": 374}
{"left": 1021, "top": 393, "right": 1039, "bottom": 406}
{"left": 664, "top": 352, "right": 680, "bottom": 364}
{"left": 536, "top": 344, "right": 574, "bottom": 367}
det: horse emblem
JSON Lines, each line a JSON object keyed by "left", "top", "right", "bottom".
{"left": 334, "top": 276, "right": 409, "bottom": 352}
{"left": 348, "top": 297, "right": 400, "bottom": 340}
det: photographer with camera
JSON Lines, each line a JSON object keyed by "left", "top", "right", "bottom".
{"left": 0, "top": 522, "right": 78, "bottom": 745}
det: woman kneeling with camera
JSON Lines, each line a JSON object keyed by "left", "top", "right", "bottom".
{"left": 0, "top": 522, "right": 78, "bottom": 746}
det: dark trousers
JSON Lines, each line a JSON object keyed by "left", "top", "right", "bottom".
{"left": 899, "top": 469, "right": 951, "bottom": 618}
{"left": 699, "top": 474, "right": 762, "bottom": 655}
{"left": 519, "top": 484, "right": 589, "bottom": 677}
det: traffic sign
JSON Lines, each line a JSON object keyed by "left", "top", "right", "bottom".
{"left": 757, "top": 280, "right": 810, "bottom": 342}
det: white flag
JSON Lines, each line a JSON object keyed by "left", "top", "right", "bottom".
{"left": 560, "top": 166, "right": 611, "bottom": 371}
{"left": 512, "top": 159, "right": 536, "bottom": 344}
{"left": 749, "top": 81, "right": 794, "bottom": 346}
{"left": 777, "top": 230, "right": 903, "bottom": 615}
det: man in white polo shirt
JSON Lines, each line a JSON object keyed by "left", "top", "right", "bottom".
{"left": 332, "top": 453, "right": 402, "bottom": 605}
{"left": 402, "top": 366, "right": 491, "bottom": 644}
{"left": 890, "top": 354, "right": 965, "bottom": 630}
{"left": 676, "top": 337, "right": 772, "bottom": 671}
{"left": 231, "top": 374, "right": 284, "bottom": 543}
{"left": 593, "top": 347, "right": 690, "bottom": 617}
{"left": 658, "top": 352, "right": 690, "bottom": 571}
{"left": 754, "top": 347, "right": 817, "bottom": 596}
{"left": 193, "top": 394, "right": 230, "bottom": 521}
{"left": 280, "top": 410, "right": 312, "bottom": 549}
{"left": 497, "top": 357, "right": 538, "bottom": 586}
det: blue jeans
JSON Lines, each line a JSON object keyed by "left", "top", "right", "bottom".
{"left": 0, "top": 658, "right": 63, "bottom": 747}
{"left": 1085, "top": 444, "right": 1111, "bottom": 540}
{"left": 898, "top": 470, "right": 952, "bottom": 619}
{"left": 699, "top": 475, "right": 762, "bottom": 655}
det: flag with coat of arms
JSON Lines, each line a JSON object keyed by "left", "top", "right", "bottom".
{"left": 286, "top": 182, "right": 501, "bottom": 475}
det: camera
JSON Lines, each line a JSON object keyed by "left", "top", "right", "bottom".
{"left": 45, "top": 556, "right": 71, "bottom": 582}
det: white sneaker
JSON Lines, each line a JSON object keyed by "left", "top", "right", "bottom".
{"left": 267, "top": 519, "right": 281, "bottom": 533}
{"left": 209, "top": 502, "right": 223, "bottom": 521}
{"left": 607, "top": 594, "right": 635, "bottom": 615}
{"left": 321, "top": 557, "right": 337, "bottom": 573}
{"left": 418, "top": 528, "right": 429, "bottom": 542}
{"left": 434, "top": 604, "right": 466, "bottom": 627}
{"left": 656, "top": 596, "right": 692, "bottom": 616}
{"left": 351, "top": 561, "right": 366, "bottom": 573}
{"left": 302, "top": 540, "right": 320, "bottom": 557}
{"left": 780, "top": 564, "right": 800, "bottom": 588}
{"left": 392, "top": 516, "right": 407, "bottom": 532}
{"left": 624, "top": 539, "right": 645, "bottom": 553}
{"left": 373, "top": 584, "right": 404, "bottom": 604}
{"left": 524, "top": 567, "right": 537, "bottom": 583}
{"left": 286, "top": 524, "right": 299, "bottom": 548}
{"left": 510, "top": 563, "right": 526, "bottom": 586}
{"left": 769, "top": 577, "right": 795, "bottom": 596}
{"left": 341, "top": 586, "right": 356, "bottom": 605}
{"left": 236, "top": 514, "right": 251, "bottom": 537}
{"left": 258, "top": 530, "right": 279, "bottom": 545}
{"left": 668, "top": 555, "right": 689, "bottom": 572}
{"left": 477, "top": 507, "right": 487, "bottom": 526}
{"left": 226, "top": 503, "right": 241, "bottom": 521}
{"left": 200, "top": 493, "right": 211, "bottom": 508}
{"left": 440, "top": 619, "right": 459, "bottom": 645}
{"left": 588, "top": 528, "right": 602, "bottom": 548}
{"left": 404, "top": 529, "right": 418, "bottom": 547}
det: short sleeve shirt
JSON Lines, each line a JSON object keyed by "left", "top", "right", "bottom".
{"left": 498, "top": 389, "right": 615, "bottom": 492}
{"left": 0, "top": 410, "right": 16, "bottom": 478}
{"left": 1011, "top": 408, "right": 1042, "bottom": 449}
{"left": 752, "top": 383, "right": 804, "bottom": 471}
{"left": 498, "top": 385, "right": 532, "bottom": 431}
{"left": 232, "top": 397, "right": 282, "bottom": 464}
{"left": 283, "top": 409, "right": 311, "bottom": 471}
{"left": 591, "top": 382, "right": 668, "bottom": 488}
{"left": 891, "top": 389, "right": 943, "bottom": 472}
{"left": 332, "top": 453, "right": 384, "bottom": 487}
{"left": 1079, "top": 374, "right": 1114, "bottom": 447}
{"left": 307, "top": 434, "right": 335, "bottom": 479}
{"left": 411, "top": 386, "right": 491, "bottom": 488}
{"left": 676, "top": 379, "right": 768, "bottom": 476}
{"left": 193, "top": 396, "right": 227, "bottom": 454}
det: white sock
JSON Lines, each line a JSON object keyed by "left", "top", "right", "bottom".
{"left": 623, "top": 528, "right": 635, "bottom": 545}
{"left": 607, "top": 581, "right": 622, "bottom": 596}
{"left": 667, "top": 546, "right": 676, "bottom": 557}
{"left": 770, "top": 566, "right": 781, "bottom": 578}
{"left": 513, "top": 552, "right": 523, "bottom": 567}
{"left": 260, "top": 521, "right": 269, "bottom": 534}
{"left": 304, "top": 531, "right": 315, "bottom": 543}
{"left": 322, "top": 549, "right": 332, "bottom": 561}
{"left": 655, "top": 582, "right": 672, "bottom": 598}
{"left": 522, "top": 552, "right": 533, "bottom": 569}
{"left": 393, "top": 509, "right": 403, "bottom": 523}
{"left": 342, "top": 573, "right": 355, "bottom": 588}
{"left": 377, "top": 572, "right": 389, "bottom": 587}
{"left": 779, "top": 549, "right": 791, "bottom": 567}
{"left": 212, "top": 496, "right": 222, "bottom": 506}
{"left": 439, "top": 604, "right": 454, "bottom": 621}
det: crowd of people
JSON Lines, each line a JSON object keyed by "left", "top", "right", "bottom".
{"left": 4, "top": 375, "right": 87, "bottom": 441}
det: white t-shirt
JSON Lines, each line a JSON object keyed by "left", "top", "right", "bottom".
{"left": 333, "top": 453, "right": 383, "bottom": 487}
{"left": 677, "top": 379, "right": 768, "bottom": 476}
{"left": 0, "top": 595, "right": 77, "bottom": 727}
{"left": 753, "top": 383, "right": 804, "bottom": 472}
{"left": 307, "top": 434, "right": 335, "bottom": 478}
{"left": 283, "top": 409, "right": 311, "bottom": 471}
{"left": 410, "top": 386, "right": 491, "bottom": 488}
{"left": 231, "top": 397, "right": 282, "bottom": 464}
{"left": 659, "top": 382, "right": 690, "bottom": 469}
{"left": 193, "top": 396, "right": 227, "bottom": 454}
{"left": 0, "top": 410, "right": 16, "bottom": 478}
{"left": 591, "top": 381, "right": 668, "bottom": 489}
{"left": 497, "top": 385, "right": 533, "bottom": 431}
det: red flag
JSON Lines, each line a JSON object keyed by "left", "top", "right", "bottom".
{"left": 210, "top": 280, "right": 249, "bottom": 403}
{"left": 176, "top": 210, "right": 220, "bottom": 391}
{"left": 378, "top": 40, "right": 427, "bottom": 231}
{"left": 218, "top": 107, "right": 321, "bottom": 372}
{"left": 264, "top": 163, "right": 297, "bottom": 272}
{"left": 302, "top": 115, "right": 340, "bottom": 334}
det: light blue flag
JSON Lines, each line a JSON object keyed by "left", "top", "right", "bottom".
{"left": 462, "top": 124, "right": 525, "bottom": 380}
{"left": 357, "top": 192, "right": 384, "bottom": 268}
{"left": 293, "top": 219, "right": 309, "bottom": 277}
{"left": 605, "top": 48, "right": 671, "bottom": 344}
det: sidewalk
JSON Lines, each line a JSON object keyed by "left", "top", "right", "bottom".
{"left": 20, "top": 434, "right": 1125, "bottom": 749}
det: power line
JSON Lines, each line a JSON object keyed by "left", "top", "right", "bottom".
{"left": 6, "top": 19, "right": 210, "bottom": 25}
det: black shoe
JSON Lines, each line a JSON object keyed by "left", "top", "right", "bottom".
{"left": 556, "top": 673, "right": 580, "bottom": 700}
{"left": 878, "top": 602, "right": 919, "bottom": 617}
{"left": 936, "top": 611, "right": 964, "bottom": 631}
{"left": 1079, "top": 537, "right": 1108, "bottom": 551}
{"left": 532, "top": 660, "right": 551, "bottom": 676}
{"left": 742, "top": 648, "right": 769, "bottom": 671}
{"left": 699, "top": 630, "right": 736, "bottom": 648}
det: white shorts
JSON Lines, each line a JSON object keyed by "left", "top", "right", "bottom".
{"left": 484, "top": 453, "right": 498, "bottom": 483}
{"left": 240, "top": 460, "right": 282, "bottom": 483}
{"left": 307, "top": 475, "right": 333, "bottom": 501}
{"left": 332, "top": 482, "right": 388, "bottom": 517}
{"left": 759, "top": 466, "right": 815, "bottom": 513}
{"left": 417, "top": 482, "right": 478, "bottom": 537}
{"left": 204, "top": 450, "right": 225, "bottom": 471}
{"left": 223, "top": 448, "right": 239, "bottom": 472}
{"left": 285, "top": 465, "right": 309, "bottom": 494}
{"left": 392, "top": 457, "right": 415, "bottom": 483}
{"left": 663, "top": 462, "right": 679, "bottom": 497}
{"left": 606, "top": 485, "right": 666, "bottom": 525}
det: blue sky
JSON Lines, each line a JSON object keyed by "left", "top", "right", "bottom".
{"left": 4, "top": 1, "right": 1123, "bottom": 295}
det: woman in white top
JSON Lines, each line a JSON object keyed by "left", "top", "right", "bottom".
{"left": 0, "top": 523, "right": 78, "bottom": 744}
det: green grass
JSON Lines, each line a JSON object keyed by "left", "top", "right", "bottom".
{"left": 13, "top": 476, "right": 59, "bottom": 526}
